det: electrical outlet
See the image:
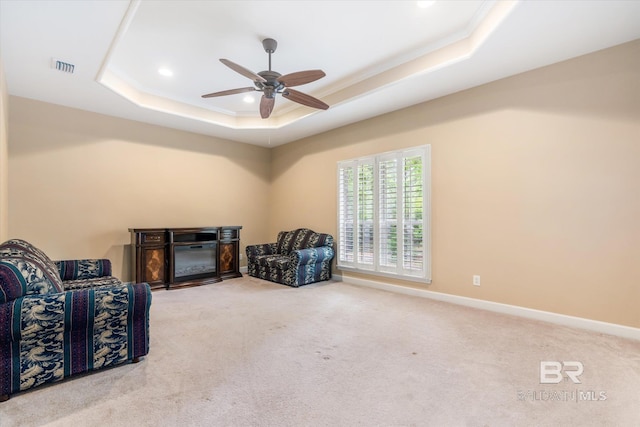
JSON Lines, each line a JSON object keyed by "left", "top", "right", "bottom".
{"left": 473, "top": 275, "right": 481, "bottom": 286}
{"left": 239, "top": 253, "right": 244, "bottom": 261}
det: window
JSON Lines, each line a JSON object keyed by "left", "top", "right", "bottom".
{"left": 337, "top": 145, "right": 431, "bottom": 282}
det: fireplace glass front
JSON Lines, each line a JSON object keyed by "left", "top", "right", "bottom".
{"left": 173, "top": 243, "right": 217, "bottom": 281}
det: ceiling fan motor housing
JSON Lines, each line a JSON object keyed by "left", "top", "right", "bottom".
{"left": 256, "top": 70, "right": 284, "bottom": 94}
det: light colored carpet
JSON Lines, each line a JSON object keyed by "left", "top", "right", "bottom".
{"left": 2, "top": 276, "right": 639, "bottom": 427}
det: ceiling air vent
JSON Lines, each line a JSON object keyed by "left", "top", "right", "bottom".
{"left": 51, "top": 58, "right": 75, "bottom": 74}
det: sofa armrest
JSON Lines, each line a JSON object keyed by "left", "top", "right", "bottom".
{"left": 55, "top": 259, "right": 112, "bottom": 281}
{"left": 246, "top": 243, "right": 277, "bottom": 259}
{"left": 290, "top": 246, "right": 335, "bottom": 267}
{"left": 0, "top": 293, "right": 61, "bottom": 352}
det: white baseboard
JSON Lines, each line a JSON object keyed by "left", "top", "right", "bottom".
{"left": 333, "top": 274, "right": 640, "bottom": 341}
{"left": 240, "top": 266, "right": 248, "bottom": 274}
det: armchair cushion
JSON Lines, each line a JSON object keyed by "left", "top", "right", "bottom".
{"left": 0, "top": 240, "right": 64, "bottom": 303}
{"left": 275, "top": 228, "right": 333, "bottom": 255}
{"left": 255, "top": 254, "right": 291, "bottom": 270}
{"left": 0, "top": 240, "right": 64, "bottom": 290}
{"left": 62, "top": 276, "right": 123, "bottom": 291}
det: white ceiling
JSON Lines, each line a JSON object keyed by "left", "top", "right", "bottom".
{"left": 1, "top": 0, "right": 639, "bottom": 147}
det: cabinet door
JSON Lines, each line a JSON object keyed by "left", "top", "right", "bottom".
{"left": 138, "top": 246, "right": 166, "bottom": 289}
{"left": 219, "top": 241, "right": 241, "bottom": 279}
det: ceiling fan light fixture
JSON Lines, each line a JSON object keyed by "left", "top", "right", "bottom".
{"left": 416, "top": 1, "right": 436, "bottom": 9}
{"left": 158, "top": 67, "right": 173, "bottom": 77}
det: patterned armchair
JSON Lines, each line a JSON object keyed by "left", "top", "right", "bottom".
{"left": 0, "top": 239, "right": 151, "bottom": 401}
{"left": 246, "top": 228, "right": 335, "bottom": 287}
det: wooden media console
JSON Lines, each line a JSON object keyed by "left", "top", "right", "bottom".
{"left": 129, "top": 226, "right": 242, "bottom": 290}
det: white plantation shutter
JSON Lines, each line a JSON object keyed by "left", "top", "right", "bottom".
{"left": 338, "top": 164, "right": 355, "bottom": 265}
{"left": 402, "top": 151, "right": 425, "bottom": 277}
{"left": 357, "top": 161, "right": 374, "bottom": 268}
{"left": 337, "top": 145, "right": 431, "bottom": 282}
{"left": 378, "top": 156, "right": 398, "bottom": 272}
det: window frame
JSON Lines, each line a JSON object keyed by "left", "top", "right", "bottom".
{"left": 337, "top": 145, "right": 431, "bottom": 283}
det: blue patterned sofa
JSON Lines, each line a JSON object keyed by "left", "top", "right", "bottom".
{"left": 246, "top": 228, "right": 335, "bottom": 287}
{"left": 0, "top": 239, "right": 151, "bottom": 402}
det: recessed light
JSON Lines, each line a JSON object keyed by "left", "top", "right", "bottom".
{"left": 243, "top": 95, "right": 255, "bottom": 104}
{"left": 158, "top": 67, "right": 173, "bottom": 77}
{"left": 416, "top": 1, "right": 435, "bottom": 8}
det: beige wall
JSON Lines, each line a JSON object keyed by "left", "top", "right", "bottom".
{"left": 6, "top": 41, "right": 639, "bottom": 328}
{"left": 270, "top": 40, "right": 640, "bottom": 328}
{"left": 0, "top": 59, "right": 8, "bottom": 242}
{"left": 8, "top": 98, "right": 271, "bottom": 280}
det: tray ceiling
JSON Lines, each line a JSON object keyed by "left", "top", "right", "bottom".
{"left": 1, "top": 0, "right": 639, "bottom": 146}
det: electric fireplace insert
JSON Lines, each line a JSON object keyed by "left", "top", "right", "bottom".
{"left": 169, "top": 229, "right": 221, "bottom": 285}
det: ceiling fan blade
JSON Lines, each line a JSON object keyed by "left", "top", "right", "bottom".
{"left": 201, "top": 87, "right": 255, "bottom": 98}
{"left": 260, "top": 95, "right": 275, "bottom": 119}
{"left": 277, "top": 70, "right": 326, "bottom": 87}
{"left": 220, "top": 59, "right": 266, "bottom": 83}
{"left": 282, "top": 88, "right": 329, "bottom": 110}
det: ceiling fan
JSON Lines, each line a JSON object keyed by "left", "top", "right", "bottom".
{"left": 202, "top": 38, "right": 329, "bottom": 119}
